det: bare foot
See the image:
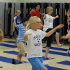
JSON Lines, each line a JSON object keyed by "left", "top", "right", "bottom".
{"left": 57, "top": 44, "right": 63, "bottom": 47}
{"left": 44, "top": 56, "right": 51, "bottom": 60}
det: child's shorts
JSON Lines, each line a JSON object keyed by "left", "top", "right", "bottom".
{"left": 28, "top": 57, "right": 45, "bottom": 70}
{"left": 17, "top": 41, "right": 26, "bottom": 55}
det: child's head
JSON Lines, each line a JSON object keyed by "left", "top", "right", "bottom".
{"left": 22, "top": 18, "right": 29, "bottom": 26}
{"left": 35, "top": 4, "right": 40, "bottom": 11}
{"left": 26, "top": 16, "right": 42, "bottom": 30}
{"left": 15, "top": 10, "right": 21, "bottom": 16}
{"left": 46, "top": 6, "right": 53, "bottom": 14}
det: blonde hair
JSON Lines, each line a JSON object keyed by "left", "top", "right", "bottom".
{"left": 26, "top": 16, "right": 41, "bottom": 30}
{"left": 15, "top": 10, "right": 21, "bottom": 15}
{"left": 46, "top": 6, "right": 53, "bottom": 13}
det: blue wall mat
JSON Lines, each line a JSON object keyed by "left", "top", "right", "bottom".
{"left": 43, "top": 46, "right": 67, "bottom": 51}
{"left": 45, "top": 65, "right": 66, "bottom": 70}
{"left": 0, "top": 56, "right": 28, "bottom": 64}
{"left": 57, "top": 60, "right": 70, "bottom": 66}
{"left": 4, "top": 41, "right": 15, "bottom": 43}
{"left": 42, "top": 50, "right": 68, "bottom": 56}
{"left": 0, "top": 43, "right": 16, "bottom": 48}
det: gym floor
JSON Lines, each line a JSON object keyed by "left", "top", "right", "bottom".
{"left": 0, "top": 38, "right": 70, "bottom": 70}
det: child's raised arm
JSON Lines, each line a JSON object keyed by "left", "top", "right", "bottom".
{"left": 45, "top": 24, "right": 64, "bottom": 37}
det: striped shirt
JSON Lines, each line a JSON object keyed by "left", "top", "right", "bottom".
{"left": 17, "top": 24, "right": 26, "bottom": 42}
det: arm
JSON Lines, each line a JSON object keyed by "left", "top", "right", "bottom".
{"left": 62, "top": 31, "right": 70, "bottom": 39}
{"left": 24, "top": 33, "right": 32, "bottom": 41}
{"left": 46, "top": 24, "right": 64, "bottom": 37}
{"left": 43, "top": 14, "right": 46, "bottom": 19}
{"left": 53, "top": 15, "right": 59, "bottom": 19}
{"left": 13, "top": 16, "right": 17, "bottom": 27}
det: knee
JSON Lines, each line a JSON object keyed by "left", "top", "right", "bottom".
{"left": 41, "top": 67, "right": 48, "bottom": 70}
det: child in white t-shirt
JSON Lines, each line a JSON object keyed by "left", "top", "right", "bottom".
{"left": 24, "top": 16, "right": 64, "bottom": 70}
{"left": 43, "top": 6, "right": 63, "bottom": 59}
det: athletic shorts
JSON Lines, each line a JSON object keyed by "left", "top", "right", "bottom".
{"left": 17, "top": 42, "right": 26, "bottom": 55}
{"left": 28, "top": 57, "right": 45, "bottom": 70}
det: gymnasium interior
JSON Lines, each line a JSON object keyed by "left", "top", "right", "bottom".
{"left": 0, "top": 0, "right": 70, "bottom": 70}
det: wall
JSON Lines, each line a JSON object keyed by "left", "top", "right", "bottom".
{"left": 0, "top": 0, "right": 70, "bottom": 3}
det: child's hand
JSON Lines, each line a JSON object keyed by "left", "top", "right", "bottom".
{"left": 61, "top": 36, "right": 67, "bottom": 39}
{"left": 24, "top": 33, "right": 32, "bottom": 41}
{"left": 14, "top": 16, "right": 17, "bottom": 20}
{"left": 41, "top": 13, "right": 45, "bottom": 16}
{"left": 56, "top": 15, "right": 59, "bottom": 18}
{"left": 56, "top": 24, "right": 64, "bottom": 29}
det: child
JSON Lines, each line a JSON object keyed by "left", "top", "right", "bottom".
{"left": 13, "top": 10, "right": 22, "bottom": 46}
{"left": 24, "top": 16, "right": 64, "bottom": 70}
{"left": 43, "top": 6, "right": 62, "bottom": 59}
{"left": 13, "top": 18, "right": 28, "bottom": 63}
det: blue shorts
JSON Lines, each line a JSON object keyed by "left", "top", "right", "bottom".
{"left": 28, "top": 57, "right": 45, "bottom": 70}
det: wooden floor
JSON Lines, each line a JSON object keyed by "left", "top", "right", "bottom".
{"left": 0, "top": 38, "right": 70, "bottom": 70}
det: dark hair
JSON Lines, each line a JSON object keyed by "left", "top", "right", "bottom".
{"left": 22, "top": 18, "right": 29, "bottom": 23}
{"left": 35, "top": 4, "right": 40, "bottom": 9}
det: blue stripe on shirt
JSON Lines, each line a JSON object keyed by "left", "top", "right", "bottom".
{"left": 17, "top": 24, "right": 26, "bottom": 42}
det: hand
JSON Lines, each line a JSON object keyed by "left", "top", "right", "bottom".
{"left": 56, "top": 15, "right": 59, "bottom": 18}
{"left": 41, "top": 13, "right": 45, "bottom": 16}
{"left": 56, "top": 24, "right": 64, "bottom": 29}
{"left": 14, "top": 16, "right": 17, "bottom": 20}
{"left": 61, "top": 36, "right": 67, "bottom": 39}
{"left": 24, "top": 33, "right": 32, "bottom": 41}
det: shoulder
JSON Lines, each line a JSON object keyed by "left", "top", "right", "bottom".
{"left": 26, "top": 29, "right": 31, "bottom": 33}
{"left": 37, "top": 29, "right": 43, "bottom": 32}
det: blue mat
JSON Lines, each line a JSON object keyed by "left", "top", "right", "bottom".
{"left": 0, "top": 56, "right": 28, "bottom": 64}
{"left": 42, "top": 50, "right": 68, "bottom": 56}
{"left": 0, "top": 66, "right": 3, "bottom": 68}
{"left": 4, "top": 51, "right": 18, "bottom": 55}
{"left": 43, "top": 46, "right": 67, "bottom": 51}
{"left": 0, "top": 43, "right": 17, "bottom": 48}
{"left": 4, "top": 51, "right": 27, "bottom": 57}
{"left": 4, "top": 41, "right": 15, "bottom": 43}
{"left": 57, "top": 60, "right": 70, "bottom": 66}
{"left": 45, "top": 65, "right": 66, "bottom": 70}
{"left": 4, "top": 51, "right": 55, "bottom": 60}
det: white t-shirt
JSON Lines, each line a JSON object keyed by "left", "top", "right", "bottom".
{"left": 43, "top": 14, "right": 54, "bottom": 31}
{"left": 26, "top": 29, "right": 46, "bottom": 58}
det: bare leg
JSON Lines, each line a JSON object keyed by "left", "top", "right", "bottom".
{"left": 55, "top": 33, "right": 63, "bottom": 47}
{"left": 15, "top": 35, "right": 18, "bottom": 46}
{"left": 17, "top": 54, "right": 23, "bottom": 63}
{"left": 45, "top": 47, "right": 50, "bottom": 58}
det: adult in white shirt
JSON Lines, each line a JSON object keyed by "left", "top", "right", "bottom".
{"left": 43, "top": 6, "right": 62, "bottom": 59}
